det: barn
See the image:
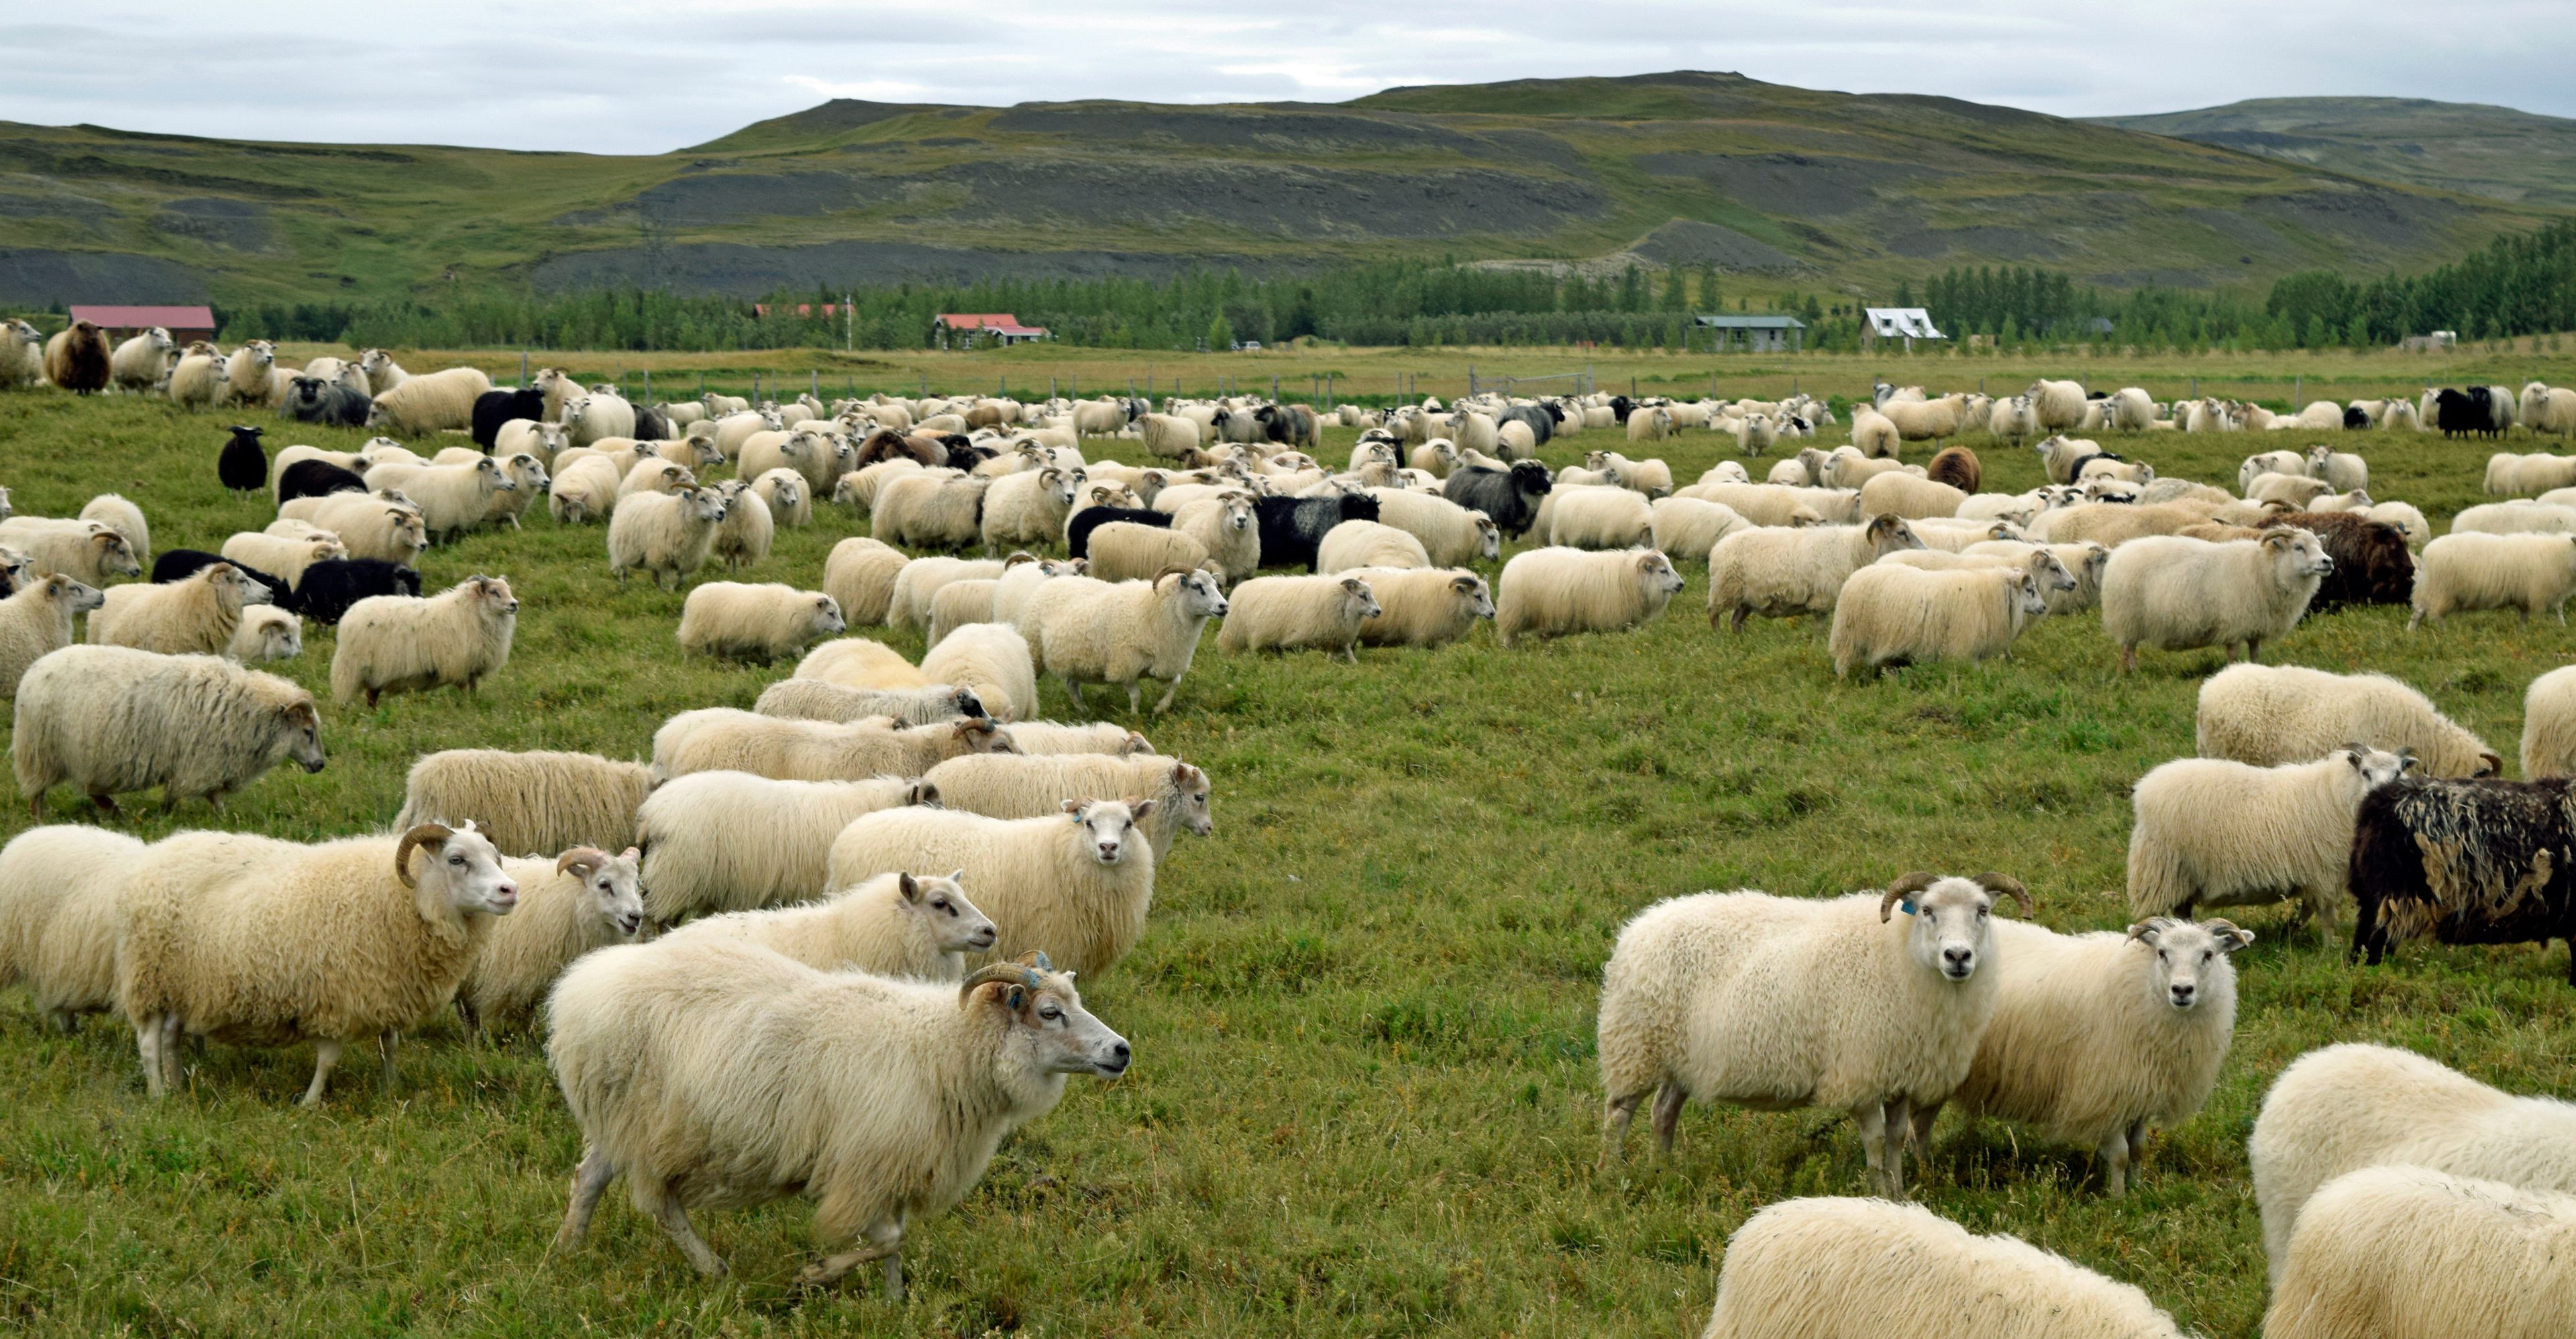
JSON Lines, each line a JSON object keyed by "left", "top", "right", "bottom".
{"left": 68, "top": 304, "right": 217, "bottom": 345}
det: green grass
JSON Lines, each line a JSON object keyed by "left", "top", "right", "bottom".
{"left": 1, "top": 371, "right": 2574, "bottom": 1336}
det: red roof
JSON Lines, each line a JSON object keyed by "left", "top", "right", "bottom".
{"left": 752, "top": 303, "right": 844, "bottom": 318}
{"left": 68, "top": 305, "right": 215, "bottom": 329}
{"left": 936, "top": 313, "right": 1019, "bottom": 329}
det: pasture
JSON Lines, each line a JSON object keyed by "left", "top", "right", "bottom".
{"left": 0, "top": 373, "right": 2571, "bottom": 1337}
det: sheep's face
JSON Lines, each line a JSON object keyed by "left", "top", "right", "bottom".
{"left": 809, "top": 596, "right": 845, "bottom": 638}
{"left": 1170, "top": 569, "right": 1228, "bottom": 620}
{"left": 278, "top": 698, "right": 326, "bottom": 774}
{"left": 1893, "top": 875, "right": 2008, "bottom": 982}
{"left": 1064, "top": 798, "right": 1152, "bottom": 866}
{"left": 1222, "top": 498, "right": 1254, "bottom": 535}
{"left": 1340, "top": 577, "right": 1383, "bottom": 623}
{"left": 2031, "top": 553, "right": 2078, "bottom": 596}
{"left": 475, "top": 456, "right": 514, "bottom": 490}
{"left": 975, "top": 966, "right": 1130, "bottom": 1078}
{"left": 48, "top": 576, "right": 105, "bottom": 613}
{"left": 91, "top": 529, "right": 141, "bottom": 577}
{"left": 1166, "top": 763, "right": 1214, "bottom": 838}
{"left": 2012, "top": 572, "right": 2049, "bottom": 618}
{"left": 390, "top": 513, "right": 429, "bottom": 556}
{"left": 2342, "top": 745, "right": 2412, "bottom": 790}
{"left": 426, "top": 824, "right": 515, "bottom": 916}
{"left": 683, "top": 488, "right": 729, "bottom": 525}
{"left": 1637, "top": 552, "right": 1684, "bottom": 596}
{"left": 2261, "top": 529, "right": 2334, "bottom": 579}
{"left": 769, "top": 478, "right": 803, "bottom": 514}
{"left": 904, "top": 870, "right": 997, "bottom": 954}
{"left": 2128, "top": 918, "right": 2252, "bottom": 1011}
{"left": 1473, "top": 516, "right": 1501, "bottom": 560}
{"left": 567, "top": 847, "right": 645, "bottom": 939}
{"left": 464, "top": 574, "right": 519, "bottom": 618}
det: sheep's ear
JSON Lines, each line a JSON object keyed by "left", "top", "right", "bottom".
{"left": 2207, "top": 920, "right": 2255, "bottom": 953}
{"left": 898, "top": 871, "right": 920, "bottom": 903}
{"left": 1127, "top": 798, "right": 1157, "bottom": 821}
{"left": 1062, "top": 799, "right": 1085, "bottom": 816}
{"left": 1340, "top": 577, "right": 1364, "bottom": 592}
{"left": 281, "top": 700, "right": 317, "bottom": 727}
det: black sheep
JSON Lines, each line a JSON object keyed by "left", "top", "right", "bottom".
{"left": 1068, "top": 506, "right": 1170, "bottom": 559}
{"left": 277, "top": 458, "right": 368, "bottom": 503}
{"left": 1607, "top": 394, "right": 1634, "bottom": 424}
{"left": 1254, "top": 493, "right": 1380, "bottom": 573}
{"left": 2259, "top": 512, "right": 2414, "bottom": 607}
{"left": 292, "top": 558, "right": 421, "bottom": 625}
{"left": 218, "top": 425, "right": 267, "bottom": 494}
{"left": 2351, "top": 775, "right": 2576, "bottom": 983}
{"left": 2433, "top": 387, "right": 2505, "bottom": 439}
{"left": 942, "top": 437, "right": 991, "bottom": 473}
{"left": 472, "top": 387, "right": 547, "bottom": 448}
{"left": 635, "top": 405, "right": 672, "bottom": 442}
{"left": 1499, "top": 403, "right": 1556, "bottom": 447}
{"left": 2341, "top": 405, "right": 2372, "bottom": 430}
{"left": 1442, "top": 460, "right": 1554, "bottom": 539}
{"left": 153, "top": 550, "right": 294, "bottom": 610}
{"left": 282, "top": 375, "right": 371, "bottom": 427}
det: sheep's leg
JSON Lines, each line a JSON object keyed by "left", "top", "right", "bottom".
{"left": 377, "top": 1029, "right": 399, "bottom": 1097}
{"left": 1152, "top": 678, "right": 1181, "bottom": 714}
{"left": 2244, "top": 637, "right": 2263, "bottom": 663}
{"left": 1599, "top": 1090, "right": 1645, "bottom": 1165}
{"left": 300, "top": 1038, "right": 343, "bottom": 1107}
{"left": 1649, "top": 1082, "right": 1687, "bottom": 1157}
{"left": 454, "top": 996, "right": 482, "bottom": 1039}
{"left": 364, "top": 689, "right": 380, "bottom": 709}
{"left": 136, "top": 1015, "right": 166, "bottom": 1099}
{"left": 1855, "top": 1102, "right": 1892, "bottom": 1197}
{"left": 2098, "top": 1127, "right": 2131, "bottom": 1196}
{"left": 1906, "top": 1100, "right": 1941, "bottom": 1159}
{"left": 551, "top": 1147, "right": 616, "bottom": 1254}
{"left": 1729, "top": 606, "right": 1750, "bottom": 634}
{"left": 2126, "top": 1122, "right": 2151, "bottom": 1181}
{"left": 88, "top": 790, "right": 119, "bottom": 817}
{"left": 645, "top": 1183, "right": 728, "bottom": 1277}
{"left": 1127, "top": 680, "right": 1144, "bottom": 715}
{"left": 1060, "top": 674, "right": 1085, "bottom": 712}
{"left": 25, "top": 788, "right": 42, "bottom": 820}
{"left": 796, "top": 1221, "right": 902, "bottom": 1293}
{"left": 2119, "top": 645, "right": 2137, "bottom": 674}
{"left": 1882, "top": 1097, "right": 1912, "bottom": 1197}
{"left": 160, "top": 1015, "right": 184, "bottom": 1093}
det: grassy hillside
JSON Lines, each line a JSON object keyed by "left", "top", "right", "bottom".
{"left": 2093, "top": 97, "right": 2576, "bottom": 211}
{"left": 2, "top": 357, "right": 2575, "bottom": 1334}
{"left": 2, "top": 72, "right": 2558, "bottom": 311}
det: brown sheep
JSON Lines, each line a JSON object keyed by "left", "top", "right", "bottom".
{"left": 2259, "top": 511, "right": 2416, "bottom": 608}
{"left": 42, "top": 321, "right": 111, "bottom": 394}
{"left": 1927, "top": 445, "right": 1981, "bottom": 494}
{"left": 854, "top": 429, "right": 941, "bottom": 468}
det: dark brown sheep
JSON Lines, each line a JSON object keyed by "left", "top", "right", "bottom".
{"left": 42, "top": 320, "right": 110, "bottom": 394}
{"left": 2260, "top": 511, "right": 2414, "bottom": 607}
{"left": 1926, "top": 445, "right": 1981, "bottom": 494}
{"left": 853, "top": 428, "right": 941, "bottom": 469}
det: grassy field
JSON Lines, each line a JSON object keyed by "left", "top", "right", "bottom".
{"left": 1, "top": 370, "right": 2573, "bottom": 1337}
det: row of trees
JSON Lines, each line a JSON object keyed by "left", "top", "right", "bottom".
{"left": 211, "top": 221, "right": 2576, "bottom": 354}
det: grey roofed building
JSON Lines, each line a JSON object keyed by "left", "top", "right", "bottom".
{"left": 1693, "top": 313, "right": 1807, "bottom": 352}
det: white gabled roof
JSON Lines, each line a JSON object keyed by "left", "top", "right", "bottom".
{"left": 1865, "top": 307, "right": 1945, "bottom": 339}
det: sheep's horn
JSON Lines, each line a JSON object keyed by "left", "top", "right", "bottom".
{"left": 1016, "top": 950, "right": 1054, "bottom": 972}
{"left": 556, "top": 846, "right": 606, "bottom": 876}
{"left": 1974, "top": 871, "right": 2034, "bottom": 916}
{"left": 1880, "top": 871, "right": 1939, "bottom": 922}
{"left": 958, "top": 963, "right": 1041, "bottom": 1006}
{"left": 394, "top": 822, "right": 453, "bottom": 888}
{"left": 2479, "top": 751, "right": 2504, "bottom": 776}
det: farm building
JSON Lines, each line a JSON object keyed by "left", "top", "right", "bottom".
{"left": 68, "top": 304, "right": 216, "bottom": 343}
{"left": 1862, "top": 307, "right": 1946, "bottom": 351}
{"left": 933, "top": 313, "right": 1052, "bottom": 349}
{"left": 1693, "top": 313, "right": 1806, "bottom": 352}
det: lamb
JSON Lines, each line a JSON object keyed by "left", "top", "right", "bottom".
{"left": 1496, "top": 547, "right": 1684, "bottom": 648}
{"left": 2249, "top": 1043, "right": 2576, "bottom": 1288}
{"left": 2263, "top": 1166, "right": 2576, "bottom": 1339}
{"left": 1699, "top": 1197, "right": 2192, "bottom": 1339}
{"left": 1540, "top": 488, "right": 1653, "bottom": 551}
{"left": 1032, "top": 568, "right": 1228, "bottom": 714}
{"left": 1915, "top": 917, "right": 2252, "bottom": 1195}
{"left": 394, "top": 749, "right": 655, "bottom": 859}
{"left": 1828, "top": 565, "right": 2049, "bottom": 679}
{"left": 2523, "top": 665, "right": 2576, "bottom": 778}
{"left": 979, "top": 465, "right": 1081, "bottom": 553}
{"left": 920, "top": 753, "right": 1210, "bottom": 861}
{"left": 606, "top": 486, "right": 727, "bottom": 590}
{"left": 367, "top": 365, "right": 492, "bottom": 436}
{"left": 1318, "top": 519, "right": 1433, "bottom": 572}
{"left": 117, "top": 820, "right": 517, "bottom": 1104}
{"left": 823, "top": 537, "right": 908, "bottom": 627}
{"left": 0, "top": 574, "right": 104, "bottom": 696}
{"left": 873, "top": 473, "right": 989, "bottom": 551}
{"left": 2102, "top": 531, "right": 2332, "bottom": 670}
{"left": 919, "top": 623, "right": 1040, "bottom": 722}
{"left": 89, "top": 559, "right": 268, "bottom": 656}
{"left": 676, "top": 583, "right": 844, "bottom": 662}
{"left": 14, "top": 645, "right": 323, "bottom": 816}
{"left": 1598, "top": 872, "right": 2031, "bottom": 1197}
{"left": 0, "top": 518, "right": 141, "bottom": 586}
{"left": 2410, "top": 532, "right": 2576, "bottom": 627}
{"left": 1437, "top": 460, "right": 1552, "bottom": 539}
{"left": 329, "top": 574, "right": 519, "bottom": 707}
{"left": 659, "top": 869, "right": 994, "bottom": 983}
{"left": 545, "top": 940, "right": 1126, "bottom": 1295}
{"left": 288, "top": 559, "right": 421, "bottom": 625}
{"left": 1087, "top": 521, "right": 1213, "bottom": 582}
{"left": 453, "top": 847, "right": 645, "bottom": 1036}
{"left": 2198, "top": 664, "right": 2500, "bottom": 778}
{"left": 755, "top": 678, "right": 985, "bottom": 727}
{"left": 0, "top": 825, "right": 146, "bottom": 1030}
{"left": 826, "top": 798, "right": 1158, "bottom": 976}
{"left": 1856, "top": 472, "right": 1966, "bottom": 521}
{"left": 1707, "top": 516, "right": 1924, "bottom": 631}
{"left": 273, "top": 493, "right": 428, "bottom": 567}
{"left": 635, "top": 773, "right": 928, "bottom": 921}
{"left": 888, "top": 556, "right": 1010, "bottom": 630}
{"left": 1648, "top": 497, "right": 1754, "bottom": 561}
{"left": 2347, "top": 774, "right": 2576, "bottom": 980}
{"left": 2125, "top": 745, "right": 2411, "bottom": 926}
{"left": 42, "top": 319, "right": 111, "bottom": 394}
{"left": 652, "top": 709, "right": 1015, "bottom": 783}
{"left": 1217, "top": 574, "right": 1381, "bottom": 661}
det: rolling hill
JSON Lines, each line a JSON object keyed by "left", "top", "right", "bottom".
{"left": 2093, "top": 97, "right": 2576, "bottom": 211}
{"left": 0, "top": 72, "right": 2559, "bottom": 309}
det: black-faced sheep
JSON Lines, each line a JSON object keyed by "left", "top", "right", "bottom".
{"left": 217, "top": 425, "right": 267, "bottom": 495}
{"left": 290, "top": 558, "right": 421, "bottom": 625}
{"left": 1441, "top": 460, "right": 1552, "bottom": 539}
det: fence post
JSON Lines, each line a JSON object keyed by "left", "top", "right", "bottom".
{"left": 1071, "top": 373, "right": 1077, "bottom": 397}
{"left": 752, "top": 372, "right": 760, "bottom": 403}
{"left": 2294, "top": 374, "right": 2302, "bottom": 407}
{"left": 1051, "top": 375, "right": 1057, "bottom": 400}
{"left": 1272, "top": 374, "right": 1279, "bottom": 400}
{"left": 519, "top": 350, "right": 529, "bottom": 387}
{"left": 810, "top": 369, "right": 818, "bottom": 400}
{"left": 697, "top": 371, "right": 704, "bottom": 399}
{"left": 643, "top": 368, "right": 651, "bottom": 404}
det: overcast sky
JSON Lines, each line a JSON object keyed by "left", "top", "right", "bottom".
{"left": 7, "top": 1, "right": 2569, "bottom": 155}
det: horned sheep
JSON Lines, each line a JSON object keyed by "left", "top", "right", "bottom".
{"left": 2347, "top": 774, "right": 2576, "bottom": 980}
{"left": 2197, "top": 664, "right": 2500, "bottom": 778}
{"left": 1599, "top": 873, "right": 2031, "bottom": 1197}
{"left": 2125, "top": 745, "right": 2410, "bottom": 926}
{"left": 1708, "top": 515, "right": 1923, "bottom": 631}
{"left": 636, "top": 773, "right": 929, "bottom": 922}
{"left": 980, "top": 465, "right": 1081, "bottom": 553}
{"left": 329, "top": 574, "right": 518, "bottom": 707}
{"left": 116, "top": 820, "right": 514, "bottom": 1104}
{"left": 14, "top": 645, "right": 323, "bottom": 815}
{"left": 0, "top": 518, "right": 141, "bottom": 586}
{"left": 651, "top": 709, "right": 1014, "bottom": 784}
{"left": 1497, "top": 547, "right": 1683, "bottom": 648}
{"left": 2102, "top": 531, "right": 2332, "bottom": 670}
{"left": 827, "top": 798, "right": 1158, "bottom": 977}
{"left": 453, "top": 847, "right": 645, "bottom": 1036}
{"left": 2411, "top": 532, "right": 2576, "bottom": 627}
{"left": 676, "top": 582, "right": 843, "bottom": 662}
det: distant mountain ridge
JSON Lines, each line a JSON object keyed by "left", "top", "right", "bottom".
{"left": 2090, "top": 96, "right": 2576, "bottom": 210}
{"left": 0, "top": 73, "right": 2558, "bottom": 308}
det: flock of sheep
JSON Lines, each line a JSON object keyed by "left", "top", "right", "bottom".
{"left": 0, "top": 329, "right": 2573, "bottom": 1332}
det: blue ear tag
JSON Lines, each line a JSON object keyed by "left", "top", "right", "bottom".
{"left": 1899, "top": 900, "right": 1919, "bottom": 916}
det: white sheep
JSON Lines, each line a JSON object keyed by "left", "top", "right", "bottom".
{"left": 394, "top": 748, "right": 655, "bottom": 859}
{"left": 1587, "top": 450, "right": 1673, "bottom": 498}
{"left": 1542, "top": 487, "right": 1654, "bottom": 550}
{"left": 0, "top": 825, "right": 147, "bottom": 1030}
{"left": 0, "top": 517, "right": 142, "bottom": 586}
{"left": 705, "top": 478, "right": 773, "bottom": 570}
{"left": 77, "top": 494, "right": 148, "bottom": 564}
{"left": 1334, "top": 566, "right": 1491, "bottom": 647}
{"left": 226, "top": 605, "right": 302, "bottom": 663}
{"left": 274, "top": 493, "right": 427, "bottom": 566}
{"left": 1599, "top": 872, "right": 2031, "bottom": 1197}
{"left": 367, "top": 366, "right": 491, "bottom": 435}
{"left": 980, "top": 465, "right": 1081, "bottom": 553}
{"left": 1957, "top": 542, "right": 2104, "bottom": 614}
{"left": 496, "top": 419, "right": 568, "bottom": 466}
{"left": 2451, "top": 500, "right": 2576, "bottom": 535}
{"left": 329, "top": 574, "right": 518, "bottom": 706}
{"left": 827, "top": 797, "right": 1157, "bottom": 976}
{"left": 2127, "top": 745, "right": 2410, "bottom": 926}
{"left": 2250, "top": 1042, "right": 2576, "bottom": 1289}
{"left": 874, "top": 473, "right": 989, "bottom": 551}
{"left": 547, "top": 455, "right": 621, "bottom": 525}
{"left": 1647, "top": 497, "right": 1754, "bottom": 561}
{"left": 2523, "top": 665, "right": 2576, "bottom": 778}
{"left": 1671, "top": 482, "right": 1825, "bottom": 529}
{"left": 560, "top": 391, "right": 638, "bottom": 447}
{"left": 823, "top": 537, "right": 908, "bottom": 627}
{"left": 2197, "top": 663, "right": 2501, "bottom": 778}
{"left": 364, "top": 457, "right": 511, "bottom": 541}
{"left": 117, "top": 820, "right": 517, "bottom": 1104}
{"left": 635, "top": 772, "right": 926, "bottom": 922}
{"left": 1495, "top": 547, "right": 1683, "bottom": 648}
{"left": 659, "top": 869, "right": 994, "bottom": 983}
{"left": 1626, "top": 405, "right": 1674, "bottom": 443}
{"left": 1032, "top": 568, "right": 1228, "bottom": 714}
{"left": 2483, "top": 453, "right": 2576, "bottom": 496}
{"left": 749, "top": 468, "right": 809, "bottom": 530}
{"left": 1829, "top": 564, "right": 2049, "bottom": 679}
{"left": 1172, "top": 493, "right": 1265, "bottom": 580}
{"left": 2412, "top": 532, "right": 2576, "bottom": 626}
{"left": 919, "top": 623, "right": 1039, "bottom": 722}
{"left": 1217, "top": 574, "right": 1381, "bottom": 661}
{"left": 2102, "top": 531, "right": 2332, "bottom": 670}
{"left": 2264, "top": 1166, "right": 2576, "bottom": 1339}
{"left": 545, "top": 939, "right": 1127, "bottom": 1295}
{"left": 2523, "top": 382, "right": 2576, "bottom": 437}
{"left": 1707, "top": 516, "right": 1923, "bottom": 631}
{"left": 2306, "top": 443, "right": 2368, "bottom": 493}
{"left": 1856, "top": 472, "right": 1966, "bottom": 521}
{"left": 924, "top": 579, "right": 998, "bottom": 645}
{"left": 0, "top": 574, "right": 104, "bottom": 696}
{"left": 676, "top": 582, "right": 844, "bottom": 662}
{"left": 607, "top": 486, "right": 727, "bottom": 590}
{"left": 89, "top": 560, "right": 269, "bottom": 656}
{"left": 920, "top": 753, "right": 1210, "bottom": 861}
{"left": 613, "top": 458, "right": 694, "bottom": 506}
{"left": 1700, "top": 1196, "right": 2191, "bottom": 1339}
{"left": 889, "top": 555, "right": 1008, "bottom": 631}
{"left": 14, "top": 645, "right": 324, "bottom": 816}
{"left": 1318, "top": 519, "right": 1433, "bottom": 572}
{"left": 653, "top": 709, "right": 1014, "bottom": 783}
{"left": 221, "top": 531, "right": 347, "bottom": 589}
{"left": 1921, "top": 916, "right": 2251, "bottom": 1195}
{"left": 454, "top": 847, "right": 645, "bottom": 1035}
{"left": 1087, "top": 522, "right": 1212, "bottom": 583}
{"left": 754, "top": 678, "right": 985, "bottom": 727}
